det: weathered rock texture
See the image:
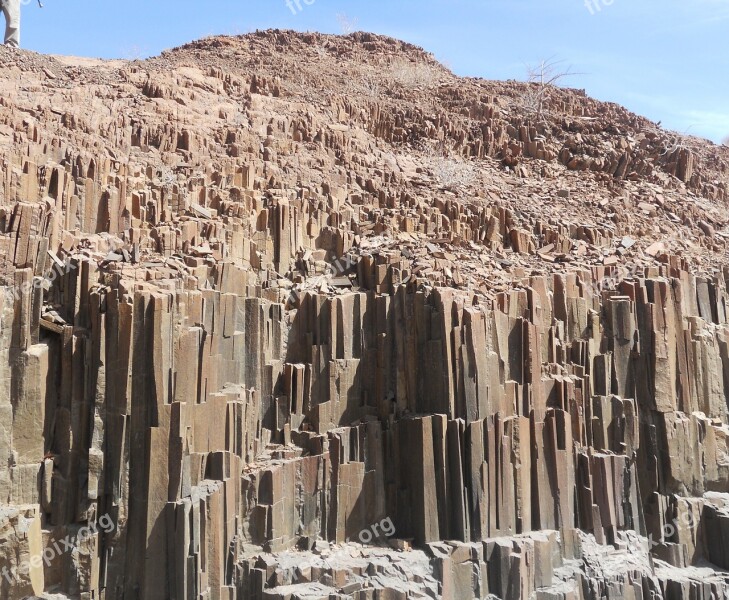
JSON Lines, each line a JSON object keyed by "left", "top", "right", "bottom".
{"left": 0, "top": 30, "right": 728, "bottom": 599}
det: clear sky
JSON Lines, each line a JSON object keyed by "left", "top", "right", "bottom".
{"left": 18, "top": 0, "right": 729, "bottom": 143}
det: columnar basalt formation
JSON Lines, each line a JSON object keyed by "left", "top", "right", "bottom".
{"left": 0, "top": 31, "right": 728, "bottom": 599}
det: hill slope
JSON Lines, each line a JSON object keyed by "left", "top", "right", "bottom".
{"left": 0, "top": 30, "right": 728, "bottom": 599}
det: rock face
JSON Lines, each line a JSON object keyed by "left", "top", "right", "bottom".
{"left": 0, "top": 30, "right": 728, "bottom": 599}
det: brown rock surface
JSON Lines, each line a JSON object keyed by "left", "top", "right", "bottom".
{"left": 0, "top": 30, "right": 728, "bottom": 599}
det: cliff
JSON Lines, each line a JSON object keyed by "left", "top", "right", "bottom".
{"left": 0, "top": 30, "right": 728, "bottom": 599}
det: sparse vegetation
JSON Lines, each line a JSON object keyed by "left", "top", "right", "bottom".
{"left": 336, "top": 13, "right": 359, "bottom": 35}
{"left": 419, "top": 141, "right": 477, "bottom": 190}
{"left": 352, "top": 59, "right": 441, "bottom": 96}
{"left": 433, "top": 156, "right": 477, "bottom": 190}
{"left": 314, "top": 45, "right": 329, "bottom": 59}
{"left": 660, "top": 130, "right": 692, "bottom": 156}
{"left": 160, "top": 168, "right": 176, "bottom": 191}
{"left": 359, "top": 73, "right": 381, "bottom": 98}
{"left": 513, "top": 58, "right": 578, "bottom": 124}
{"left": 389, "top": 59, "right": 440, "bottom": 89}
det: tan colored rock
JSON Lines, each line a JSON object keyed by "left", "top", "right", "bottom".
{"left": 0, "top": 30, "right": 727, "bottom": 600}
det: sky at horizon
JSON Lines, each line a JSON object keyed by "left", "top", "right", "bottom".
{"left": 15, "top": 0, "right": 729, "bottom": 143}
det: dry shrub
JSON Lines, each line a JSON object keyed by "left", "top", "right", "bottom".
{"left": 513, "top": 58, "right": 577, "bottom": 124}
{"left": 660, "top": 131, "right": 691, "bottom": 156}
{"left": 389, "top": 60, "right": 440, "bottom": 89}
{"left": 359, "top": 73, "right": 381, "bottom": 98}
{"left": 432, "top": 156, "right": 477, "bottom": 190}
{"left": 419, "top": 142, "right": 477, "bottom": 190}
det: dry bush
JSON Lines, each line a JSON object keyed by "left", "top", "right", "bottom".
{"left": 432, "top": 156, "right": 477, "bottom": 190}
{"left": 389, "top": 59, "right": 440, "bottom": 90}
{"left": 513, "top": 58, "right": 577, "bottom": 124}
{"left": 314, "top": 45, "right": 329, "bottom": 59}
{"left": 419, "top": 142, "right": 477, "bottom": 190}
{"left": 659, "top": 130, "right": 692, "bottom": 156}
{"left": 359, "top": 73, "right": 382, "bottom": 98}
{"left": 159, "top": 169, "right": 176, "bottom": 191}
{"left": 722, "top": 136, "right": 729, "bottom": 147}
{"left": 336, "top": 13, "right": 359, "bottom": 35}
{"left": 121, "top": 45, "right": 147, "bottom": 61}
{"left": 343, "top": 70, "right": 382, "bottom": 99}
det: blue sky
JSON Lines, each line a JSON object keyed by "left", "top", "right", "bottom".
{"left": 19, "top": 0, "right": 729, "bottom": 143}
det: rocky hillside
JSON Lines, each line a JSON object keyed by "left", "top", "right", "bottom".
{"left": 0, "top": 29, "right": 728, "bottom": 599}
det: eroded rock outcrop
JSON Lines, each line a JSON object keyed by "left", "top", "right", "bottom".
{"left": 0, "top": 30, "right": 728, "bottom": 599}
